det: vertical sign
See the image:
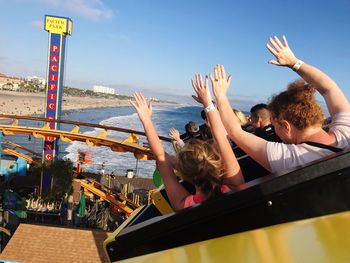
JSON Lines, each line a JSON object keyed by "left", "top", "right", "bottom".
{"left": 42, "top": 15, "right": 72, "bottom": 194}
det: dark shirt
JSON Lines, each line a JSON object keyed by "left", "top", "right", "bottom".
{"left": 232, "top": 124, "right": 281, "bottom": 182}
{"left": 254, "top": 124, "right": 282, "bottom": 142}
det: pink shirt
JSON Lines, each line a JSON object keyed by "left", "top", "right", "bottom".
{"left": 183, "top": 185, "right": 231, "bottom": 208}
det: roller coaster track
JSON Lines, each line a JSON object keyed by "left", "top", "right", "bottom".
{"left": 0, "top": 114, "right": 172, "bottom": 160}
{"left": 0, "top": 138, "right": 40, "bottom": 164}
{"left": 2, "top": 146, "right": 34, "bottom": 164}
{"left": 74, "top": 178, "right": 136, "bottom": 217}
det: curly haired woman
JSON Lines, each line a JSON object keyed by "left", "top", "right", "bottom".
{"left": 212, "top": 35, "right": 350, "bottom": 173}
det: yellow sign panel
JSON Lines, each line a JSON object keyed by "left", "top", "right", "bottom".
{"left": 45, "top": 15, "right": 72, "bottom": 35}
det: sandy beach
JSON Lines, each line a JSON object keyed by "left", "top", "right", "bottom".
{"left": 0, "top": 90, "right": 176, "bottom": 116}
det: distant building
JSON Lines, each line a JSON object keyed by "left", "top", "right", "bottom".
{"left": 26, "top": 76, "right": 46, "bottom": 85}
{"left": 93, "top": 85, "right": 115, "bottom": 95}
{"left": 0, "top": 73, "right": 23, "bottom": 91}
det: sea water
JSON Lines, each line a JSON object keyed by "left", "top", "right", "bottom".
{"left": 57, "top": 105, "right": 204, "bottom": 177}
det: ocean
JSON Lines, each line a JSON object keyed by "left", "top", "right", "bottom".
{"left": 7, "top": 105, "right": 204, "bottom": 178}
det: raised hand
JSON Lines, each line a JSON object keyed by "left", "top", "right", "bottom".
{"left": 266, "top": 35, "right": 297, "bottom": 67}
{"left": 209, "top": 64, "right": 232, "bottom": 100}
{"left": 169, "top": 128, "right": 181, "bottom": 141}
{"left": 129, "top": 92, "right": 152, "bottom": 123}
{"left": 191, "top": 74, "right": 212, "bottom": 107}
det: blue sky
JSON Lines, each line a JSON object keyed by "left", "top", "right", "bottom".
{"left": 0, "top": 0, "right": 349, "bottom": 110}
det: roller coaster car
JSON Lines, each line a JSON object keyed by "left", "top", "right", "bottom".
{"left": 104, "top": 149, "right": 350, "bottom": 262}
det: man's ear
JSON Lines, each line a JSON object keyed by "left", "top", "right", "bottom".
{"left": 256, "top": 117, "right": 263, "bottom": 128}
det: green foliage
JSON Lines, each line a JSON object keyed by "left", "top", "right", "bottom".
{"left": 19, "top": 79, "right": 45, "bottom": 93}
{"left": 28, "top": 159, "right": 74, "bottom": 198}
{"left": 49, "top": 159, "right": 74, "bottom": 196}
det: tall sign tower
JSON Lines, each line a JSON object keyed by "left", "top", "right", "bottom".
{"left": 41, "top": 15, "right": 72, "bottom": 194}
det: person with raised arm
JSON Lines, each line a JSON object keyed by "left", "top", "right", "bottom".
{"left": 211, "top": 35, "right": 350, "bottom": 173}
{"left": 191, "top": 74, "right": 244, "bottom": 188}
{"left": 130, "top": 79, "right": 244, "bottom": 211}
{"left": 169, "top": 127, "right": 185, "bottom": 148}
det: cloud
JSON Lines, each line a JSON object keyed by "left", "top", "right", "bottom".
{"left": 107, "top": 33, "right": 130, "bottom": 43}
{"left": 36, "top": 0, "right": 114, "bottom": 21}
{"left": 31, "top": 20, "right": 44, "bottom": 29}
{"left": 119, "top": 35, "right": 129, "bottom": 42}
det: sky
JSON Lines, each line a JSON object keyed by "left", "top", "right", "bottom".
{"left": 0, "top": 0, "right": 349, "bottom": 110}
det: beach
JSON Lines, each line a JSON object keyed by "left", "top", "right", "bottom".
{"left": 0, "top": 90, "right": 176, "bottom": 116}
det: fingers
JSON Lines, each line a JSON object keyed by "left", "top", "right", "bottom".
{"left": 227, "top": 75, "right": 232, "bottom": 86}
{"left": 192, "top": 75, "right": 200, "bottom": 94}
{"left": 129, "top": 99, "right": 136, "bottom": 108}
{"left": 269, "top": 37, "right": 281, "bottom": 51}
{"left": 198, "top": 74, "right": 204, "bottom": 88}
{"left": 192, "top": 74, "right": 207, "bottom": 92}
{"left": 209, "top": 74, "right": 215, "bottom": 85}
{"left": 273, "top": 36, "right": 284, "bottom": 50}
{"left": 132, "top": 92, "right": 149, "bottom": 108}
{"left": 266, "top": 43, "right": 278, "bottom": 57}
{"left": 220, "top": 65, "right": 226, "bottom": 80}
{"left": 192, "top": 95, "right": 201, "bottom": 103}
{"left": 282, "top": 35, "right": 288, "bottom": 47}
{"left": 191, "top": 79, "right": 197, "bottom": 92}
{"left": 268, "top": 60, "right": 280, "bottom": 65}
{"left": 214, "top": 65, "right": 219, "bottom": 80}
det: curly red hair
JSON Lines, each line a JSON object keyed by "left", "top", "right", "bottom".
{"left": 268, "top": 79, "right": 324, "bottom": 130}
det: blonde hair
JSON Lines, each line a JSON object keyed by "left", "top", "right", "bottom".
{"left": 176, "top": 139, "right": 223, "bottom": 200}
{"left": 233, "top": 109, "right": 249, "bottom": 126}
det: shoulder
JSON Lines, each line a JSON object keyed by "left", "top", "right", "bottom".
{"left": 266, "top": 142, "right": 328, "bottom": 173}
{"left": 183, "top": 195, "right": 196, "bottom": 208}
{"left": 330, "top": 112, "right": 350, "bottom": 125}
{"left": 221, "top": 184, "right": 232, "bottom": 193}
{"left": 329, "top": 112, "right": 350, "bottom": 148}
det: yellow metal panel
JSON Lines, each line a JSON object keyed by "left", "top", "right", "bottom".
{"left": 115, "top": 211, "right": 350, "bottom": 263}
{"left": 98, "top": 129, "right": 108, "bottom": 138}
{"left": 33, "top": 131, "right": 45, "bottom": 139}
{"left": 70, "top": 125, "right": 80, "bottom": 133}
{"left": 2, "top": 129, "right": 14, "bottom": 135}
{"left": 11, "top": 119, "right": 18, "bottom": 126}
{"left": 43, "top": 123, "right": 51, "bottom": 129}
{"left": 124, "top": 134, "right": 139, "bottom": 143}
{"left": 60, "top": 134, "right": 72, "bottom": 142}
{"left": 86, "top": 139, "right": 97, "bottom": 146}
{"left": 133, "top": 152, "right": 152, "bottom": 160}
{"left": 150, "top": 190, "right": 174, "bottom": 215}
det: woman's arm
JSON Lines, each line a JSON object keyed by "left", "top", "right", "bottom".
{"left": 192, "top": 74, "right": 244, "bottom": 186}
{"left": 130, "top": 92, "right": 190, "bottom": 211}
{"left": 210, "top": 65, "right": 271, "bottom": 172}
{"left": 266, "top": 35, "right": 350, "bottom": 116}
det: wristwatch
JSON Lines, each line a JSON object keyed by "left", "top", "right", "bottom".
{"left": 204, "top": 103, "right": 216, "bottom": 113}
{"left": 292, "top": 60, "right": 304, "bottom": 71}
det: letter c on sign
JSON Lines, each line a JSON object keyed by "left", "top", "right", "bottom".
{"left": 50, "top": 65, "right": 58, "bottom": 72}
{"left": 45, "top": 154, "right": 53, "bottom": 160}
{"left": 48, "top": 103, "right": 55, "bottom": 110}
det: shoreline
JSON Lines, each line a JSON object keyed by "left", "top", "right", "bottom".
{"left": 0, "top": 90, "right": 182, "bottom": 116}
